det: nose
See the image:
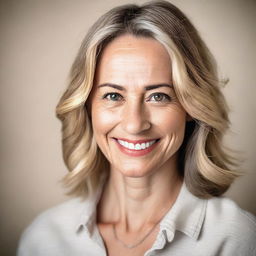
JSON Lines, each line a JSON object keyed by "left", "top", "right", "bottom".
{"left": 121, "top": 99, "right": 151, "bottom": 135}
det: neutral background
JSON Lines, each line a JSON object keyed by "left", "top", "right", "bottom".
{"left": 1, "top": 0, "right": 255, "bottom": 255}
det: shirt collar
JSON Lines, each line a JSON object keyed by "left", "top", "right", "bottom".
{"left": 76, "top": 178, "right": 106, "bottom": 235}
{"left": 159, "top": 182, "right": 207, "bottom": 241}
{"left": 76, "top": 180, "right": 207, "bottom": 241}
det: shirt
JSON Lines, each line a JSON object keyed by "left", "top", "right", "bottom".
{"left": 17, "top": 182, "right": 256, "bottom": 256}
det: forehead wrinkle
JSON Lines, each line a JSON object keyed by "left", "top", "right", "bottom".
{"left": 112, "top": 47, "right": 139, "bottom": 50}
{"left": 96, "top": 35, "right": 173, "bottom": 93}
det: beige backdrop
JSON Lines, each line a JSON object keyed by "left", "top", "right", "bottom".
{"left": 1, "top": 0, "right": 255, "bottom": 255}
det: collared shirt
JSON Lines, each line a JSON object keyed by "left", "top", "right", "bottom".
{"left": 17, "top": 182, "right": 256, "bottom": 256}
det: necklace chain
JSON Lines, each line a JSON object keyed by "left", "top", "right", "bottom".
{"left": 112, "top": 221, "right": 161, "bottom": 249}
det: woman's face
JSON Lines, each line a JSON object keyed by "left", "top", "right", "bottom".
{"left": 90, "top": 34, "right": 187, "bottom": 177}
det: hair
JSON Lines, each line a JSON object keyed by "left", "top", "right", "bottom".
{"left": 56, "top": 0, "right": 240, "bottom": 199}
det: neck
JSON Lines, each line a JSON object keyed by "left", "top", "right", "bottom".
{"left": 97, "top": 157, "right": 183, "bottom": 232}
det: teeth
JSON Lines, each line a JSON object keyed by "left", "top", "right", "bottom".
{"left": 117, "top": 139, "right": 157, "bottom": 150}
{"left": 135, "top": 144, "right": 141, "bottom": 150}
{"left": 128, "top": 143, "right": 134, "bottom": 150}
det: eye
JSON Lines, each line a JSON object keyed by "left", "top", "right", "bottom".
{"left": 102, "top": 92, "right": 123, "bottom": 101}
{"left": 148, "top": 93, "right": 171, "bottom": 102}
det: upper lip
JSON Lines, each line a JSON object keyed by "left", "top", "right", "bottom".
{"left": 114, "top": 138, "right": 160, "bottom": 144}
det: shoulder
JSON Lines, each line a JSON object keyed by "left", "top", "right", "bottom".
{"left": 206, "top": 196, "right": 256, "bottom": 230}
{"left": 204, "top": 196, "right": 256, "bottom": 254}
{"left": 22, "top": 197, "right": 86, "bottom": 232}
{"left": 17, "top": 198, "right": 87, "bottom": 256}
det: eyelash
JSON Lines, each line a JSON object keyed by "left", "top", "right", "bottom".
{"left": 102, "top": 93, "right": 123, "bottom": 101}
{"left": 102, "top": 92, "right": 171, "bottom": 102}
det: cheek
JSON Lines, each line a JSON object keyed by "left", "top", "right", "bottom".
{"left": 91, "top": 105, "right": 117, "bottom": 137}
{"left": 152, "top": 107, "right": 187, "bottom": 135}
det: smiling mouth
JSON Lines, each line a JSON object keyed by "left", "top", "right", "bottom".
{"left": 113, "top": 138, "right": 160, "bottom": 151}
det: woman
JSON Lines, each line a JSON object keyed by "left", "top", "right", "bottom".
{"left": 18, "top": 1, "right": 256, "bottom": 255}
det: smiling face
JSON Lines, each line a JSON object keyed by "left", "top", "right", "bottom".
{"left": 89, "top": 34, "right": 187, "bottom": 177}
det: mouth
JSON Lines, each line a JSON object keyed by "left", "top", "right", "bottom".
{"left": 113, "top": 138, "right": 161, "bottom": 156}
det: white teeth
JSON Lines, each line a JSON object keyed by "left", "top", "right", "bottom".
{"left": 135, "top": 144, "right": 141, "bottom": 150}
{"left": 128, "top": 143, "right": 135, "bottom": 150}
{"left": 149, "top": 141, "right": 155, "bottom": 146}
{"left": 117, "top": 139, "right": 157, "bottom": 150}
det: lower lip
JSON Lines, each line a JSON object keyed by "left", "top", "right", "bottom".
{"left": 114, "top": 139, "right": 160, "bottom": 157}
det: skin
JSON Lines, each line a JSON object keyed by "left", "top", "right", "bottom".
{"left": 89, "top": 34, "right": 188, "bottom": 255}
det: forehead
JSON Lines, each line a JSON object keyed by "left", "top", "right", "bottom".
{"left": 95, "top": 34, "right": 172, "bottom": 86}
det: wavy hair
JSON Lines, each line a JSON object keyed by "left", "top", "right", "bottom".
{"left": 56, "top": 0, "right": 240, "bottom": 198}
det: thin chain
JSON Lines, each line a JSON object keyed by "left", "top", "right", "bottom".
{"left": 112, "top": 220, "right": 161, "bottom": 249}
{"left": 111, "top": 190, "right": 179, "bottom": 249}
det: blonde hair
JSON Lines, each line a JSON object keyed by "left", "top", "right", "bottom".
{"left": 56, "top": 0, "right": 240, "bottom": 198}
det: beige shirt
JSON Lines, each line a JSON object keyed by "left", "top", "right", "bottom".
{"left": 17, "top": 182, "right": 256, "bottom": 256}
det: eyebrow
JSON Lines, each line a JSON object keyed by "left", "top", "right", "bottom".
{"left": 97, "top": 83, "right": 173, "bottom": 91}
